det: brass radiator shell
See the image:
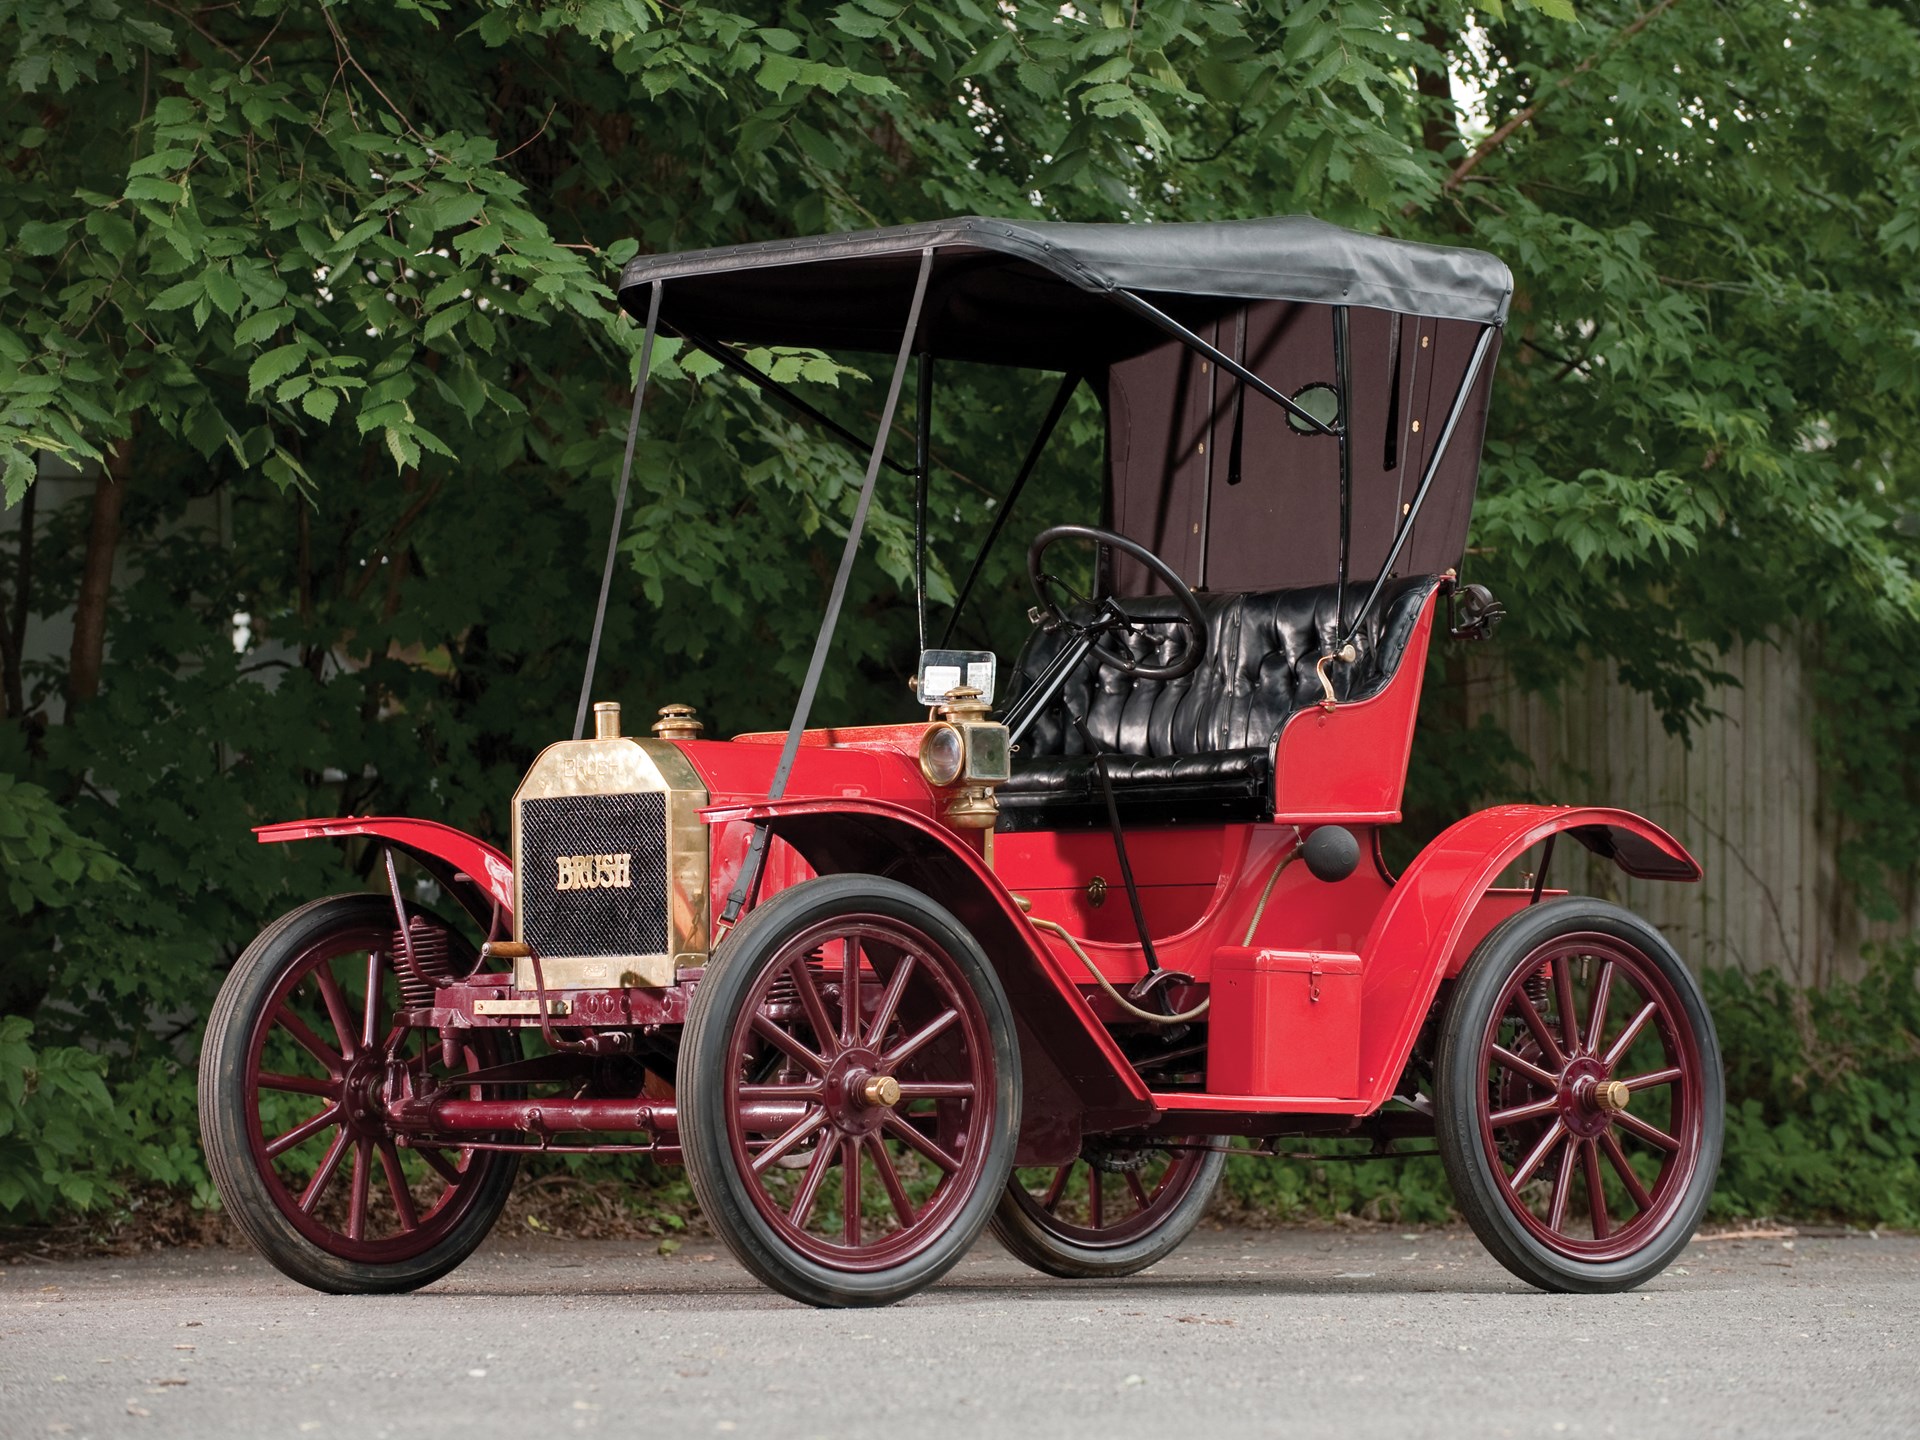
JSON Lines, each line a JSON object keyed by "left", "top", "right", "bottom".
{"left": 510, "top": 737, "right": 709, "bottom": 989}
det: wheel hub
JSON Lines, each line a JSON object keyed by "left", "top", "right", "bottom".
{"left": 340, "top": 1055, "right": 389, "bottom": 1137}
{"left": 823, "top": 1049, "right": 893, "bottom": 1136}
{"left": 1558, "top": 1054, "right": 1616, "bottom": 1139}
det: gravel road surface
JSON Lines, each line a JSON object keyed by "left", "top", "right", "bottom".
{"left": 2, "top": 1225, "right": 1915, "bottom": 1439}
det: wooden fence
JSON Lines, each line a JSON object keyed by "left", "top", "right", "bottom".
{"left": 1467, "top": 636, "right": 1918, "bottom": 987}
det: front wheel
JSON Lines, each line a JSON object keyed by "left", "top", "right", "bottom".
{"left": 678, "top": 875, "right": 1020, "bottom": 1308}
{"left": 198, "top": 895, "right": 521, "bottom": 1295}
{"left": 1435, "top": 898, "right": 1722, "bottom": 1294}
{"left": 992, "top": 1139, "right": 1226, "bottom": 1279}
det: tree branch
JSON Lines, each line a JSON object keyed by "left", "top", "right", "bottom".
{"left": 1413, "top": 0, "right": 1681, "bottom": 213}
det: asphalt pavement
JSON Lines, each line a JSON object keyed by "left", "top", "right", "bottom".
{"left": 2, "top": 1223, "right": 1915, "bottom": 1439}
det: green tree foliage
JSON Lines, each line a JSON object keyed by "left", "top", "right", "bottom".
{"left": 0, "top": 1, "right": 1915, "bottom": 1220}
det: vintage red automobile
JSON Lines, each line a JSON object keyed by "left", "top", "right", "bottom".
{"left": 200, "top": 216, "right": 1723, "bottom": 1308}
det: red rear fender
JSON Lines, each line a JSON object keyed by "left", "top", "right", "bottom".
{"left": 255, "top": 817, "right": 513, "bottom": 932}
{"left": 1354, "top": 804, "right": 1700, "bottom": 1109}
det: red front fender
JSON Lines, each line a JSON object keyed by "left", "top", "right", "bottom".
{"left": 705, "top": 797, "right": 1154, "bottom": 1126}
{"left": 1354, "top": 804, "right": 1700, "bottom": 1108}
{"left": 255, "top": 817, "right": 514, "bottom": 931}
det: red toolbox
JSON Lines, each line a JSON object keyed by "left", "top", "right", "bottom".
{"left": 1206, "top": 947, "right": 1363, "bottom": 1098}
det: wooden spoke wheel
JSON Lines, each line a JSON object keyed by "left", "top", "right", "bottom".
{"left": 993, "top": 1139, "right": 1226, "bottom": 1279}
{"left": 679, "top": 875, "right": 1019, "bottom": 1308}
{"left": 199, "top": 895, "right": 520, "bottom": 1294}
{"left": 1436, "top": 898, "right": 1722, "bottom": 1293}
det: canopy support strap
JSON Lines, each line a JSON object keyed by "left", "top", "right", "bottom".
{"left": 573, "top": 280, "right": 661, "bottom": 742}
{"left": 940, "top": 369, "right": 1081, "bottom": 648}
{"left": 1332, "top": 305, "right": 1354, "bottom": 632}
{"left": 1338, "top": 323, "right": 1497, "bottom": 651}
{"left": 1110, "top": 289, "right": 1338, "bottom": 438}
{"left": 720, "top": 248, "right": 936, "bottom": 928}
{"left": 913, "top": 354, "right": 933, "bottom": 655}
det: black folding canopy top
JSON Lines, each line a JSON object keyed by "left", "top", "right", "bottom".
{"left": 617, "top": 214, "right": 1510, "bottom": 368}
{"left": 614, "top": 213, "right": 1511, "bottom": 607}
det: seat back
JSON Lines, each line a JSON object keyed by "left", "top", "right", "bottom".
{"left": 1009, "top": 576, "right": 1443, "bottom": 759}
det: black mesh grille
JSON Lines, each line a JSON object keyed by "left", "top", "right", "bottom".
{"left": 519, "top": 792, "right": 670, "bottom": 958}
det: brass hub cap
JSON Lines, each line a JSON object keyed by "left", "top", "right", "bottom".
{"left": 1592, "top": 1079, "right": 1631, "bottom": 1114}
{"left": 860, "top": 1074, "right": 902, "bottom": 1108}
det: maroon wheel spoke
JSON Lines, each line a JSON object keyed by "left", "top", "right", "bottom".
{"left": 841, "top": 937, "right": 862, "bottom": 1047}
{"left": 866, "top": 1135, "right": 915, "bottom": 1226}
{"left": 894, "top": 1081, "right": 975, "bottom": 1100}
{"left": 1552, "top": 957, "right": 1580, "bottom": 1054}
{"left": 1584, "top": 959, "right": 1616, "bottom": 1055}
{"left": 1041, "top": 1165, "right": 1073, "bottom": 1212}
{"left": 361, "top": 951, "right": 383, "bottom": 1051}
{"left": 883, "top": 1007, "right": 960, "bottom": 1069}
{"left": 1616, "top": 1109, "right": 1680, "bottom": 1152}
{"left": 841, "top": 1137, "right": 863, "bottom": 1246}
{"left": 299, "top": 1129, "right": 353, "bottom": 1214}
{"left": 750, "top": 1013, "right": 826, "bottom": 1076}
{"left": 258, "top": 1070, "right": 338, "bottom": 1099}
{"left": 882, "top": 1110, "right": 961, "bottom": 1173}
{"left": 1124, "top": 1169, "right": 1152, "bottom": 1211}
{"left": 1621, "top": 1066, "right": 1683, "bottom": 1092}
{"left": 738, "top": 1081, "right": 824, "bottom": 1102}
{"left": 1087, "top": 1166, "right": 1105, "bottom": 1229}
{"left": 1510, "top": 1118, "right": 1566, "bottom": 1188}
{"left": 313, "top": 965, "right": 361, "bottom": 1061}
{"left": 378, "top": 1142, "right": 420, "bottom": 1232}
{"left": 786, "top": 1139, "right": 837, "bottom": 1229}
{"left": 1581, "top": 1139, "right": 1610, "bottom": 1240}
{"left": 265, "top": 1104, "right": 344, "bottom": 1159}
{"left": 751, "top": 1106, "right": 829, "bottom": 1174}
{"left": 1546, "top": 1137, "right": 1577, "bottom": 1233}
{"left": 1600, "top": 1131, "right": 1654, "bottom": 1211}
{"left": 1490, "top": 1044, "right": 1558, "bottom": 1091}
{"left": 414, "top": 1146, "right": 464, "bottom": 1186}
{"left": 1602, "top": 1001, "right": 1659, "bottom": 1068}
{"left": 865, "top": 955, "right": 917, "bottom": 1047}
{"left": 1511, "top": 991, "right": 1567, "bottom": 1071}
{"left": 346, "top": 1140, "right": 372, "bottom": 1241}
{"left": 274, "top": 1007, "right": 343, "bottom": 1074}
{"left": 788, "top": 959, "right": 839, "bottom": 1055}
{"left": 1488, "top": 1095, "right": 1559, "bottom": 1129}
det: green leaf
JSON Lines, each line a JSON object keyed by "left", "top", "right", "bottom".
{"left": 148, "top": 278, "right": 202, "bottom": 311}
{"left": 203, "top": 267, "right": 242, "bottom": 317}
{"left": 246, "top": 345, "right": 306, "bottom": 396}
{"left": 301, "top": 387, "right": 339, "bottom": 423}
{"left": 16, "top": 221, "right": 74, "bottom": 256}
{"left": 453, "top": 224, "right": 504, "bottom": 260}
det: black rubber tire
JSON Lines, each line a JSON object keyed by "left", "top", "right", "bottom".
{"left": 678, "top": 874, "right": 1021, "bottom": 1308}
{"left": 199, "top": 894, "right": 519, "bottom": 1295}
{"left": 990, "top": 1145, "right": 1227, "bottom": 1279}
{"left": 1434, "top": 898, "right": 1723, "bottom": 1294}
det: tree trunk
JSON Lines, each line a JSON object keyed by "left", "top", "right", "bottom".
{"left": 66, "top": 432, "right": 133, "bottom": 715}
{"left": 1417, "top": 12, "right": 1459, "bottom": 159}
{"left": 1, "top": 476, "right": 35, "bottom": 720}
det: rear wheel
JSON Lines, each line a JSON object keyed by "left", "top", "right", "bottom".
{"left": 678, "top": 875, "right": 1020, "bottom": 1308}
{"left": 1435, "top": 898, "right": 1722, "bottom": 1293}
{"left": 993, "top": 1139, "right": 1226, "bottom": 1279}
{"left": 199, "top": 894, "right": 520, "bottom": 1295}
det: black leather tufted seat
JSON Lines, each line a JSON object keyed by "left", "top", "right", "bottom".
{"left": 997, "top": 575, "right": 1443, "bottom": 830}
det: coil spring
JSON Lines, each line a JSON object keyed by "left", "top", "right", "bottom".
{"left": 1524, "top": 970, "right": 1553, "bottom": 1032}
{"left": 392, "top": 918, "right": 455, "bottom": 1010}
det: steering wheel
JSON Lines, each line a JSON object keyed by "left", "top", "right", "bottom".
{"left": 1026, "top": 524, "right": 1208, "bottom": 683}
